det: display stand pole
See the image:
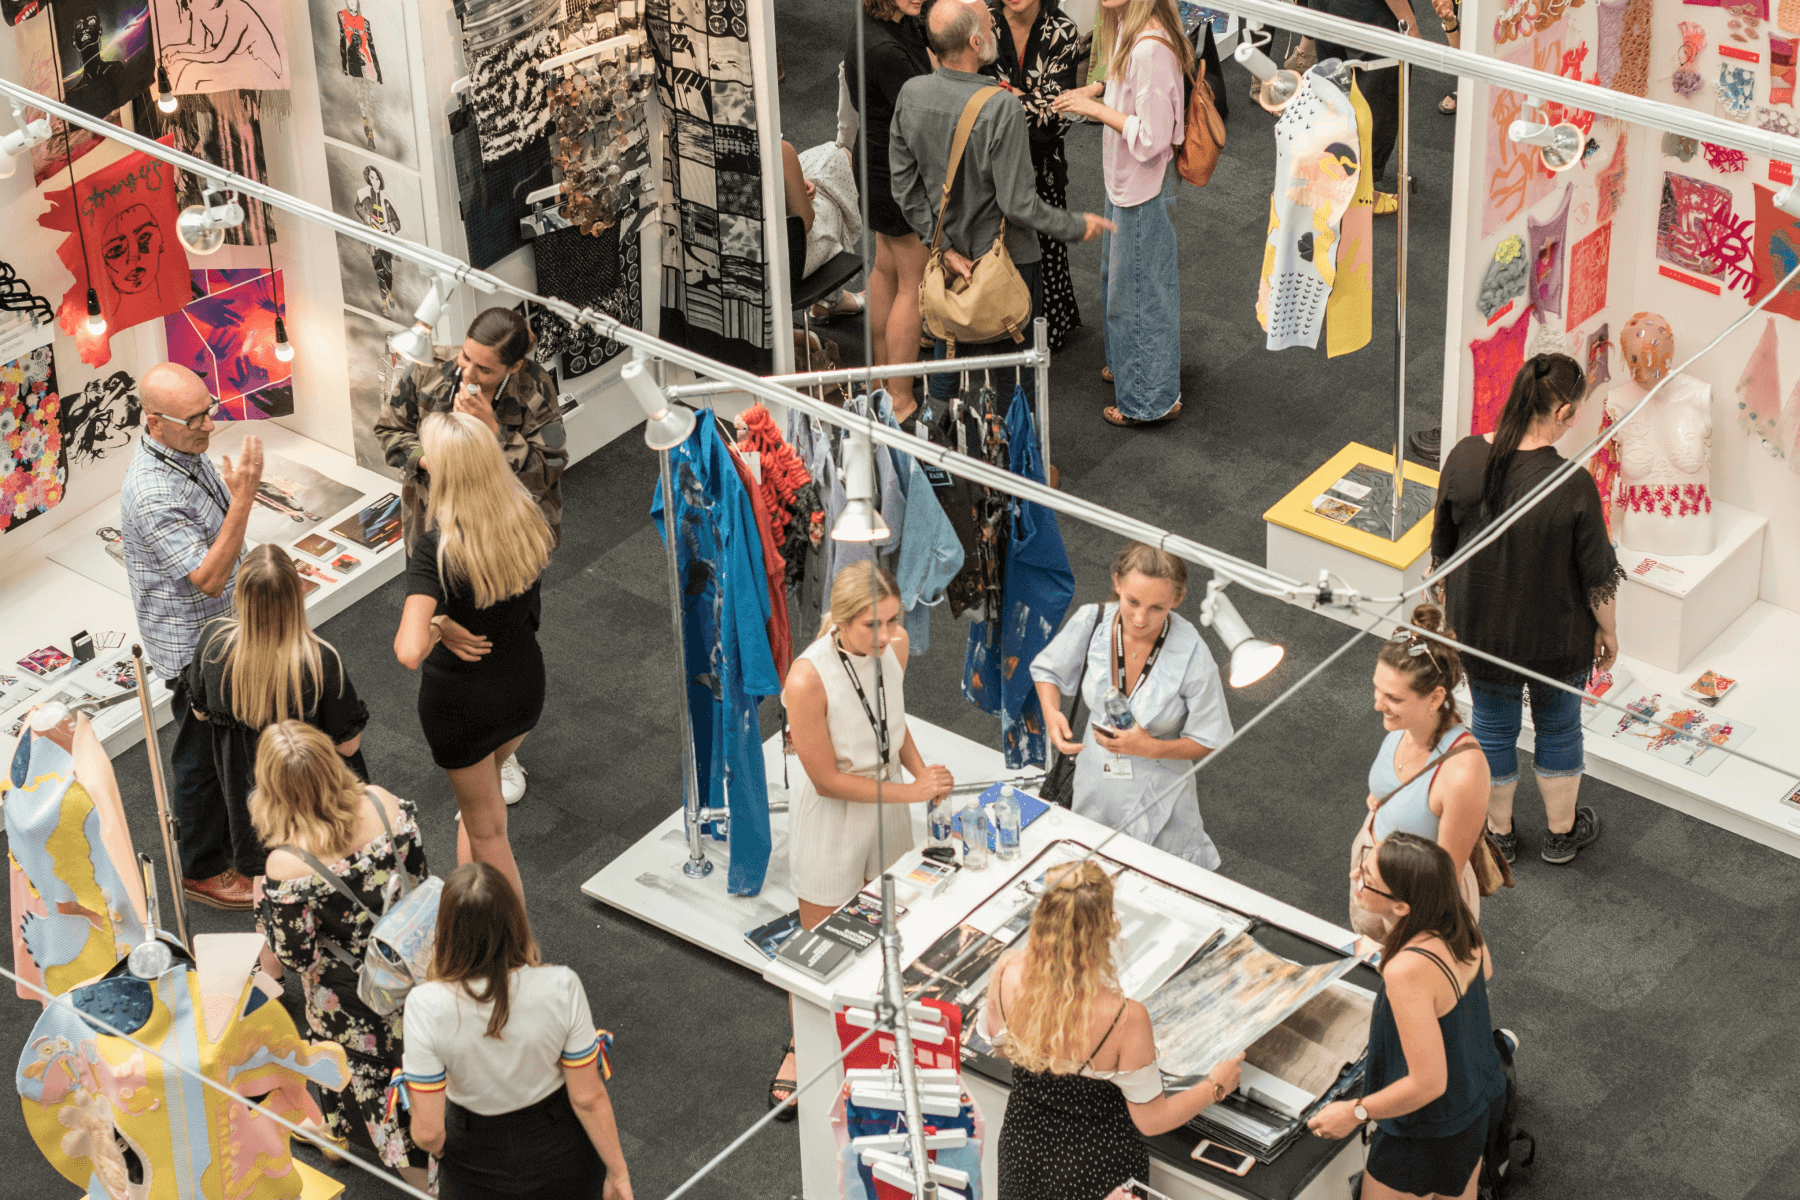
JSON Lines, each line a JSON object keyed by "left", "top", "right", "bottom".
{"left": 130, "top": 646, "right": 189, "bottom": 949}
{"left": 878, "top": 873, "right": 938, "bottom": 1200}
{"left": 1391, "top": 39, "right": 1410, "bottom": 541}
{"left": 660, "top": 450, "right": 714, "bottom": 880}
{"left": 1034, "top": 316, "right": 1052, "bottom": 475}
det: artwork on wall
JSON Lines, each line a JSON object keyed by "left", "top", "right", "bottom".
{"left": 1758, "top": 104, "right": 1800, "bottom": 133}
{"left": 1750, "top": 183, "right": 1800, "bottom": 319}
{"left": 164, "top": 269, "right": 294, "bottom": 420}
{"left": 1595, "top": 0, "right": 1652, "bottom": 96}
{"left": 0, "top": 328, "right": 62, "bottom": 534}
{"left": 139, "top": 91, "right": 277, "bottom": 245}
{"left": 1656, "top": 171, "right": 1735, "bottom": 278}
{"left": 1470, "top": 305, "right": 1533, "bottom": 434}
{"left": 2, "top": 2, "right": 46, "bottom": 26}
{"left": 40, "top": 147, "right": 193, "bottom": 367}
{"left": 308, "top": 0, "right": 416, "bottom": 165}
{"left": 153, "top": 0, "right": 288, "bottom": 93}
{"left": 1587, "top": 322, "right": 1613, "bottom": 387}
{"left": 1702, "top": 141, "right": 1748, "bottom": 172}
{"left": 1478, "top": 234, "right": 1528, "bottom": 320}
{"left": 1483, "top": 41, "right": 1561, "bottom": 239}
{"left": 59, "top": 369, "right": 139, "bottom": 469}
{"left": 1596, "top": 129, "right": 1629, "bottom": 223}
{"left": 466, "top": 24, "right": 559, "bottom": 166}
{"left": 12, "top": 14, "right": 106, "bottom": 184}
{"left": 1493, "top": 0, "right": 1586, "bottom": 47}
{"left": 1527, "top": 185, "right": 1571, "bottom": 322}
{"left": 1738, "top": 317, "right": 1785, "bottom": 452}
{"left": 1717, "top": 61, "right": 1756, "bottom": 120}
{"left": 51, "top": 0, "right": 154, "bottom": 120}
{"left": 1674, "top": 21, "right": 1706, "bottom": 95}
{"left": 342, "top": 307, "right": 405, "bottom": 476}
{"left": 0, "top": 262, "right": 55, "bottom": 332}
{"left": 1566, "top": 222, "right": 1611, "bottom": 329}
{"left": 325, "top": 142, "right": 429, "bottom": 320}
{"left": 1773, "top": 36, "right": 1797, "bottom": 104}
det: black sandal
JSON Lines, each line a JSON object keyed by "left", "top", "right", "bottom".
{"left": 769, "top": 1039, "right": 799, "bottom": 1122}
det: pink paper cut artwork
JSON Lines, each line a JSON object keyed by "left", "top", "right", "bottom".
{"left": 1483, "top": 40, "right": 1562, "bottom": 239}
{"left": 1471, "top": 306, "right": 1533, "bottom": 435}
{"left": 1737, "top": 317, "right": 1784, "bottom": 453}
{"left": 1528, "top": 186, "right": 1572, "bottom": 322}
{"left": 1566, "top": 223, "right": 1611, "bottom": 330}
{"left": 1657, "top": 172, "right": 1733, "bottom": 277}
{"left": 1703, "top": 142, "right": 1748, "bottom": 171}
{"left": 162, "top": 268, "right": 294, "bottom": 420}
{"left": 1597, "top": 134, "right": 1628, "bottom": 224}
{"left": 1773, "top": 36, "right": 1797, "bottom": 104}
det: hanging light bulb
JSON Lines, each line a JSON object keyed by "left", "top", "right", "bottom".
{"left": 176, "top": 187, "right": 245, "bottom": 255}
{"left": 84, "top": 287, "right": 105, "bottom": 336}
{"left": 0, "top": 102, "right": 51, "bottom": 180}
{"left": 1235, "top": 38, "right": 1302, "bottom": 114}
{"left": 387, "top": 276, "right": 451, "bottom": 366}
{"left": 832, "top": 428, "right": 890, "bottom": 543}
{"left": 273, "top": 314, "right": 294, "bottom": 362}
{"left": 1200, "top": 579, "right": 1284, "bottom": 688}
{"left": 622, "top": 355, "right": 696, "bottom": 450}
{"left": 156, "top": 65, "right": 178, "bottom": 114}
{"left": 1507, "top": 98, "right": 1584, "bottom": 173}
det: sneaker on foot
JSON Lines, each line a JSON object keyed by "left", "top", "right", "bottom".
{"left": 501, "top": 755, "right": 528, "bottom": 805}
{"left": 1489, "top": 827, "right": 1518, "bottom": 864}
{"left": 1540, "top": 806, "right": 1600, "bottom": 864}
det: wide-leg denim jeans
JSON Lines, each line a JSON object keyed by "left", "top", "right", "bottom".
{"left": 1102, "top": 163, "right": 1181, "bottom": 421}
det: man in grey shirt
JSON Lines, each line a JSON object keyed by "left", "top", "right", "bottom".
{"left": 890, "top": 0, "right": 1109, "bottom": 406}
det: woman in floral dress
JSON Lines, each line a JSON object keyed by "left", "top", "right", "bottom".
{"left": 986, "top": 0, "right": 1084, "bottom": 350}
{"left": 252, "top": 720, "right": 432, "bottom": 1190}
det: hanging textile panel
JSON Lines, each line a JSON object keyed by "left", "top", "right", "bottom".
{"left": 163, "top": 269, "right": 294, "bottom": 421}
{"left": 152, "top": 0, "right": 289, "bottom": 92}
{"left": 1470, "top": 305, "right": 1532, "bottom": 435}
{"left": 529, "top": 221, "right": 640, "bottom": 380}
{"left": 1257, "top": 68, "right": 1360, "bottom": 353}
{"left": 1526, "top": 185, "right": 1570, "bottom": 322}
{"left": 1565, "top": 222, "right": 1610, "bottom": 330}
{"left": 11, "top": 11, "right": 106, "bottom": 184}
{"left": 138, "top": 91, "right": 278, "bottom": 246}
{"left": 648, "top": 0, "right": 773, "bottom": 372}
{"left": 449, "top": 97, "right": 553, "bottom": 270}
{"left": 51, "top": 0, "right": 154, "bottom": 120}
{"left": 1326, "top": 75, "right": 1374, "bottom": 359}
{"left": 0, "top": 327, "right": 62, "bottom": 533}
{"left": 1750, "top": 183, "right": 1800, "bottom": 319}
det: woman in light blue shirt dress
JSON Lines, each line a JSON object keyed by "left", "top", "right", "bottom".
{"left": 1030, "top": 544, "right": 1233, "bottom": 868}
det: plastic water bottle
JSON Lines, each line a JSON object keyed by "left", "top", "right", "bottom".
{"left": 960, "top": 796, "right": 990, "bottom": 870}
{"left": 928, "top": 794, "right": 956, "bottom": 850}
{"left": 1102, "top": 685, "right": 1135, "bottom": 730}
{"left": 994, "top": 785, "right": 1022, "bottom": 861}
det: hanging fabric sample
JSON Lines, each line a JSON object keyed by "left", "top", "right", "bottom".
{"left": 647, "top": 0, "right": 774, "bottom": 372}
{"left": 1566, "top": 222, "right": 1610, "bottom": 329}
{"left": 1470, "top": 306, "right": 1532, "bottom": 435}
{"left": 1484, "top": 43, "right": 1560, "bottom": 238}
{"left": 39, "top": 146, "right": 193, "bottom": 367}
{"left": 1526, "top": 186, "right": 1571, "bottom": 323}
{"left": 1773, "top": 37, "right": 1798, "bottom": 104}
{"left": 163, "top": 269, "right": 294, "bottom": 420}
{"left": 530, "top": 222, "right": 639, "bottom": 379}
{"left": 465, "top": 23, "right": 560, "bottom": 165}
{"left": 735, "top": 402, "right": 824, "bottom": 590}
{"left": 548, "top": 36, "right": 656, "bottom": 239}
{"left": 1718, "top": 62, "right": 1756, "bottom": 120}
{"left": 1738, "top": 317, "right": 1785, "bottom": 452}
{"left": 724, "top": 428, "right": 792, "bottom": 677}
{"left": 1673, "top": 21, "right": 1706, "bottom": 95}
{"left": 1750, "top": 183, "right": 1800, "bottom": 319}
{"left": 0, "top": 330, "right": 62, "bottom": 533}
{"left": 1596, "top": 131, "right": 1628, "bottom": 224}
{"left": 881, "top": 406, "right": 963, "bottom": 656}
{"left": 963, "top": 386, "right": 1073, "bottom": 769}
{"left": 450, "top": 94, "right": 553, "bottom": 270}
{"left": 1479, "top": 235, "right": 1528, "bottom": 320}
{"left": 1326, "top": 75, "right": 1374, "bottom": 359}
{"left": 1258, "top": 68, "right": 1360, "bottom": 352}
{"left": 1587, "top": 322, "right": 1612, "bottom": 387}
{"left": 52, "top": 0, "right": 155, "bottom": 119}
{"left": 152, "top": 0, "right": 290, "bottom": 92}
{"left": 139, "top": 91, "right": 279, "bottom": 246}
{"left": 650, "top": 416, "right": 781, "bottom": 896}
{"left": 1595, "top": 0, "right": 1652, "bottom": 96}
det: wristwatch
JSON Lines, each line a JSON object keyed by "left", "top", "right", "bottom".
{"left": 1352, "top": 1102, "right": 1370, "bottom": 1122}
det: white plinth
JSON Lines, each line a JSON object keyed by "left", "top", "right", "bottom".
{"left": 1613, "top": 501, "right": 1766, "bottom": 674}
{"left": 1266, "top": 520, "right": 1432, "bottom": 637}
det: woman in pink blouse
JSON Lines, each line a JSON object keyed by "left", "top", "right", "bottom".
{"left": 1053, "top": 0, "right": 1191, "bottom": 427}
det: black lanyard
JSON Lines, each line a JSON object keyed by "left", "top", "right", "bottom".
{"left": 1112, "top": 613, "right": 1171, "bottom": 697}
{"left": 145, "top": 441, "right": 229, "bottom": 517}
{"left": 834, "top": 639, "right": 891, "bottom": 767}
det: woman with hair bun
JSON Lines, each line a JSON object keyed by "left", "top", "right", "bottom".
{"left": 1351, "top": 605, "right": 1489, "bottom": 938}
{"left": 1432, "top": 353, "right": 1622, "bottom": 867}
{"left": 979, "top": 860, "right": 1242, "bottom": 1199}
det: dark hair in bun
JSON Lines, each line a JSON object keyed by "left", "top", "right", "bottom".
{"left": 465, "top": 307, "right": 536, "bottom": 369}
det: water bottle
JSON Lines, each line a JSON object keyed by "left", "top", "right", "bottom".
{"left": 1102, "top": 685, "right": 1135, "bottom": 730}
{"left": 994, "top": 785, "right": 1022, "bottom": 861}
{"left": 960, "top": 796, "right": 990, "bottom": 870}
{"left": 928, "top": 794, "right": 956, "bottom": 850}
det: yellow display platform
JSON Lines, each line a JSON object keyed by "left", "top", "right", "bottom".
{"left": 1262, "top": 441, "right": 1439, "bottom": 569}
{"left": 72, "top": 1160, "right": 341, "bottom": 1200}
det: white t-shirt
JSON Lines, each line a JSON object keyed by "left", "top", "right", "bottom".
{"left": 402, "top": 964, "right": 600, "bottom": 1114}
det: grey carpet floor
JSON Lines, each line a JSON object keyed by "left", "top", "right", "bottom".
{"left": 4, "top": 12, "right": 1799, "bottom": 1200}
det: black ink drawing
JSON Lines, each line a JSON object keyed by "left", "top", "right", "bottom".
{"left": 0, "top": 261, "right": 56, "bottom": 328}
{"left": 156, "top": 0, "right": 290, "bottom": 94}
{"left": 60, "top": 370, "right": 141, "bottom": 468}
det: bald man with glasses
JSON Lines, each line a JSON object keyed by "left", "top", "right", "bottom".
{"left": 120, "top": 362, "right": 265, "bottom": 910}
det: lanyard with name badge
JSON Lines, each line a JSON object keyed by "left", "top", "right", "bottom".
{"left": 145, "top": 442, "right": 230, "bottom": 517}
{"left": 834, "top": 638, "right": 892, "bottom": 779}
{"left": 1103, "top": 613, "right": 1170, "bottom": 779}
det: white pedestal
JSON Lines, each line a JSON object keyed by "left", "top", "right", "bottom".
{"left": 1613, "top": 501, "right": 1766, "bottom": 674}
{"left": 1266, "top": 521, "right": 1432, "bottom": 637}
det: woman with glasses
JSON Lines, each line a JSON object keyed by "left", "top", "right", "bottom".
{"left": 1431, "top": 353, "right": 1622, "bottom": 867}
{"left": 1310, "top": 834, "right": 1507, "bottom": 1200}
{"left": 1350, "top": 605, "right": 1488, "bottom": 938}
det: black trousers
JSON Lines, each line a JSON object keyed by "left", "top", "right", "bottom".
{"left": 439, "top": 1087, "right": 604, "bottom": 1200}
{"left": 1312, "top": 0, "right": 1402, "bottom": 181}
{"left": 169, "top": 674, "right": 231, "bottom": 880}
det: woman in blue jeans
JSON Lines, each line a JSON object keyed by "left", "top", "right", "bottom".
{"left": 1053, "top": 0, "right": 1190, "bottom": 426}
{"left": 1431, "top": 354, "right": 1623, "bottom": 866}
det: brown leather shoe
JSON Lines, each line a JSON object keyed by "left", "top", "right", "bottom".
{"left": 185, "top": 870, "right": 254, "bottom": 911}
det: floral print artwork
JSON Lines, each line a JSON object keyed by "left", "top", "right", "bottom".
{"left": 0, "top": 341, "right": 63, "bottom": 533}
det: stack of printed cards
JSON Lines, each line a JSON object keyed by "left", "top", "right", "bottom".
{"left": 294, "top": 533, "right": 341, "bottom": 561}
{"left": 16, "top": 646, "right": 72, "bottom": 679}
{"left": 1681, "top": 669, "right": 1736, "bottom": 707}
{"left": 1311, "top": 476, "right": 1371, "bottom": 525}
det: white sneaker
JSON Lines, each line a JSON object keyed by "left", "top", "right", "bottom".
{"left": 501, "top": 755, "right": 528, "bottom": 805}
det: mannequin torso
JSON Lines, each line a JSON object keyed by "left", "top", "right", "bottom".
{"left": 1605, "top": 373, "right": 1714, "bottom": 556}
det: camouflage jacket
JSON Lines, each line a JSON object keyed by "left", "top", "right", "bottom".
{"left": 373, "top": 347, "right": 567, "bottom": 551}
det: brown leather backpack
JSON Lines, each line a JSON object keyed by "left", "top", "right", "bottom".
{"left": 1177, "top": 68, "right": 1228, "bottom": 187}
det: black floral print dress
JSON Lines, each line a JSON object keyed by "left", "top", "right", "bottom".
{"left": 986, "top": 2, "right": 1083, "bottom": 350}
{"left": 257, "top": 792, "right": 431, "bottom": 1172}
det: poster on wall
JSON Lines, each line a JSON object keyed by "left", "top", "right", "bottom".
{"left": 325, "top": 142, "right": 430, "bottom": 320}
{"left": 308, "top": 0, "right": 417, "bottom": 167}
{"left": 0, "top": 327, "right": 62, "bottom": 534}
{"left": 164, "top": 269, "right": 294, "bottom": 420}
{"left": 12, "top": 12, "right": 106, "bottom": 183}
{"left": 60, "top": 369, "right": 139, "bottom": 470}
{"left": 1749, "top": 183, "right": 1800, "bottom": 319}
{"left": 139, "top": 91, "right": 278, "bottom": 245}
{"left": 40, "top": 146, "right": 193, "bottom": 367}
{"left": 342, "top": 307, "right": 404, "bottom": 477}
{"left": 52, "top": 0, "right": 154, "bottom": 121}
{"left": 153, "top": 0, "right": 289, "bottom": 93}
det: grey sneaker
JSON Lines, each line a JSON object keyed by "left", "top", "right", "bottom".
{"left": 1489, "top": 827, "right": 1519, "bottom": 864}
{"left": 1540, "top": 806, "right": 1600, "bottom": 864}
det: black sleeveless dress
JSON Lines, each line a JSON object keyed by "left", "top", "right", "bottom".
{"left": 997, "top": 1001, "right": 1150, "bottom": 1200}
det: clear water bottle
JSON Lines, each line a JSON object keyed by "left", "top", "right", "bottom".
{"left": 1102, "top": 685, "right": 1135, "bottom": 730}
{"left": 928, "top": 794, "right": 955, "bottom": 850}
{"left": 960, "top": 796, "right": 990, "bottom": 871}
{"left": 994, "top": 785, "right": 1022, "bottom": 861}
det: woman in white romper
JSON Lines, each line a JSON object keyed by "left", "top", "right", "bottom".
{"left": 1031, "top": 543, "right": 1233, "bottom": 869}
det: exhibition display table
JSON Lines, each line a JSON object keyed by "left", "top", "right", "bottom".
{"left": 582, "top": 721, "right": 1372, "bottom": 1200}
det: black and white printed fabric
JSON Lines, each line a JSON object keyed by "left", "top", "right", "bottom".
{"left": 647, "top": 0, "right": 772, "bottom": 372}
{"left": 450, "top": 95, "right": 554, "bottom": 270}
{"left": 466, "top": 24, "right": 560, "bottom": 165}
{"left": 529, "top": 222, "right": 640, "bottom": 380}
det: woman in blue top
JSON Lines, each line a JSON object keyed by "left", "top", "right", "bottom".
{"left": 1309, "top": 833, "right": 1507, "bottom": 1199}
{"left": 1350, "top": 605, "right": 1489, "bottom": 940}
{"left": 1031, "top": 543, "right": 1232, "bottom": 868}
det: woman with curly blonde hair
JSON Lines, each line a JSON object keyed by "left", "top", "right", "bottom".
{"left": 978, "top": 860, "right": 1242, "bottom": 1199}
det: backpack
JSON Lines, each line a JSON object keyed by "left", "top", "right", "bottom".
{"left": 1176, "top": 67, "right": 1228, "bottom": 187}
{"left": 1479, "top": 1029, "right": 1536, "bottom": 1198}
{"left": 279, "top": 792, "right": 442, "bottom": 1017}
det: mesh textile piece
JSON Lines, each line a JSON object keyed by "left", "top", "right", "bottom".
{"left": 1470, "top": 306, "right": 1532, "bottom": 435}
{"left": 1596, "top": 0, "right": 1652, "bottom": 95}
{"left": 530, "top": 222, "right": 639, "bottom": 378}
{"left": 1737, "top": 317, "right": 1784, "bottom": 452}
{"left": 1527, "top": 186, "right": 1571, "bottom": 322}
{"left": 1566, "top": 221, "right": 1610, "bottom": 329}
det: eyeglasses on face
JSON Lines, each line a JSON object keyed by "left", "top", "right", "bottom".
{"left": 1353, "top": 846, "right": 1396, "bottom": 900}
{"left": 152, "top": 401, "right": 220, "bottom": 431}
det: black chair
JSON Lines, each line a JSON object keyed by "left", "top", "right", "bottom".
{"left": 790, "top": 248, "right": 865, "bottom": 374}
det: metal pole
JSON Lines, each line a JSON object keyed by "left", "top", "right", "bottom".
{"left": 880, "top": 874, "right": 939, "bottom": 1200}
{"left": 666, "top": 347, "right": 1041, "bottom": 399}
{"left": 660, "top": 451, "right": 713, "bottom": 879}
{"left": 1392, "top": 46, "right": 1410, "bottom": 541}
{"left": 1033, "top": 316, "right": 1051, "bottom": 474}
{"left": 130, "top": 646, "right": 189, "bottom": 949}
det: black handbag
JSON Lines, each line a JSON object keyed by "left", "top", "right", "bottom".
{"left": 1041, "top": 606, "right": 1102, "bottom": 808}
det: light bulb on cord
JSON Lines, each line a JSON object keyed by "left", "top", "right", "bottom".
{"left": 832, "top": 428, "right": 890, "bottom": 543}
{"left": 156, "top": 66, "right": 177, "bottom": 114}
{"left": 84, "top": 287, "right": 105, "bottom": 336}
{"left": 622, "top": 354, "right": 696, "bottom": 450}
{"left": 1200, "top": 578, "right": 1284, "bottom": 688}
{"left": 1235, "top": 40, "right": 1302, "bottom": 114}
{"left": 273, "top": 314, "right": 294, "bottom": 362}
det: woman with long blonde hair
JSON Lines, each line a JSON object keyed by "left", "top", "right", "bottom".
{"left": 395, "top": 411, "right": 553, "bottom": 902}
{"left": 1052, "top": 0, "right": 1193, "bottom": 426}
{"left": 185, "top": 544, "right": 368, "bottom": 887}
{"left": 252, "top": 721, "right": 430, "bottom": 1189}
{"left": 979, "top": 861, "right": 1242, "bottom": 1199}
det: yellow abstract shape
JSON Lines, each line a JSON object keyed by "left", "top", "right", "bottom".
{"left": 1495, "top": 234, "right": 1524, "bottom": 264}
{"left": 1327, "top": 77, "right": 1375, "bottom": 359}
{"left": 1257, "top": 199, "right": 1280, "bottom": 331}
{"left": 39, "top": 784, "right": 124, "bottom": 996}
